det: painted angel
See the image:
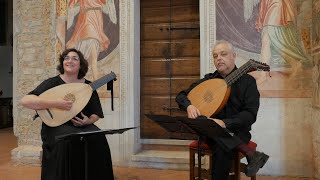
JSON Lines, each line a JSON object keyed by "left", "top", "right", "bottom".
{"left": 66, "top": 0, "right": 117, "bottom": 80}
{"left": 254, "top": 0, "right": 311, "bottom": 83}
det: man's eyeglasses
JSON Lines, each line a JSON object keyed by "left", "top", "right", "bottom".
{"left": 64, "top": 56, "right": 80, "bottom": 61}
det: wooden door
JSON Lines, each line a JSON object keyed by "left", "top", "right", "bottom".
{"left": 140, "top": 0, "right": 200, "bottom": 139}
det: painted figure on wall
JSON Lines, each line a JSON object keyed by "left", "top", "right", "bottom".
{"left": 66, "top": 0, "right": 118, "bottom": 80}
{"left": 312, "top": 0, "right": 320, "bottom": 47}
{"left": 216, "top": 0, "right": 261, "bottom": 54}
{"left": 312, "top": 0, "right": 320, "bottom": 108}
{"left": 312, "top": 0, "right": 320, "bottom": 53}
{"left": 216, "top": 0, "right": 313, "bottom": 97}
{"left": 254, "top": 0, "right": 312, "bottom": 84}
{"left": 313, "top": 58, "right": 320, "bottom": 108}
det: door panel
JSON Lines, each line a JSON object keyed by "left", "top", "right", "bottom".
{"left": 141, "top": 0, "right": 200, "bottom": 139}
{"left": 141, "top": 5, "right": 199, "bottom": 24}
{"left": 141, "top": 0, "right": 198, "bottom": 8}
{"left": 141, "top": 78, "right": 198, "bottom": 96}
{"left": 142, "top": 96, "right": 171, "bottom": 115}
{"left": 170, "top": 6, "right": 199, "bottom": 23}
{"left": 171, "top": 58, "right": 200, "bottom": 76}
{"left": 141, "top": 22, "right": 200, "bottom": 41}
{"left": 141, "top": 39, "right": 200, "bottom": 59}
{"left": 141, "top": 95, "right": 195, "bottom": 138}
{"left": 141, "top": 40, "right": 199, "bottom": 58}
{"left": 170, "top": 40, "right": 200, "bottom": 57}
{"left": 141, "top": 58, "right": 200, "bottom": 77}
{"left": 141, "top": 1, "right": 199, "bottom": 24}
{"left": 141, "top": 7, "right": 171, "bottom": 24}
{"left": 141, "top": 41, "right": 170, "bottom": 58}
{"left": 169, "top": 22, "right": 200, "bottom": 40}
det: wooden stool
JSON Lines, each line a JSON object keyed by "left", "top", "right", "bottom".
{"left": 189, "top": 140, "right": 257, "bottom": 180}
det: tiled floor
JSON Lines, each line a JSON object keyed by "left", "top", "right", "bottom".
{"left": 0, "top": 127, "right": 314, "bottom": 180}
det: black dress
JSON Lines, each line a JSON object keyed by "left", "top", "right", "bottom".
{"left": 29, "top": 75, "right": 114, "bottom": 180}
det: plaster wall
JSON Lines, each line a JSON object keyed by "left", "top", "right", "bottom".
{"left": 12, "top": 0, "right": 319, "bottom": 178}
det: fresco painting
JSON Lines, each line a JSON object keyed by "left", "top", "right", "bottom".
{"left": 216, "top": 0, "right": 316, "bottom": 98}
{"left": 53, "top": 0, "right": 319, "bottom": 99}
{"left": 312, "top": 0, "right": 320, "bottom": 108}
{"left": 55, "top": 0, "right": 120, "bottom": 98}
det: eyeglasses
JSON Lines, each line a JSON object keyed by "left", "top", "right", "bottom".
{"left": 64, "top": 56, "right": 79, "bottom": 61}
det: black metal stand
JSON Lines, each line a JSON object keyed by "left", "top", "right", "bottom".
{"left": 197, "top": 136, "right": 202, "bottom": 180}
{"left": 55, "top": 127, "right": 136, "bottom": 180}
{"left": 83, "top": 137, "right": 89, "bottom": 180}
{"left": 145, "top": 114, "right": 232, "bottom": 180}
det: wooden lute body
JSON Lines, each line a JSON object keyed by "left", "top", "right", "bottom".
{"left": 187, "top": 59, "right": 269, "bottom": 117}
{"left": 37, "top": 72, "right": 117, "bottom": 127}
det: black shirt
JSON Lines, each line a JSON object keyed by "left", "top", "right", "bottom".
{"left": 175, "top": 67, "right": 260, "bottom": 142}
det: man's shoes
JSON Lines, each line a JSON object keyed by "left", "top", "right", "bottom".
{"left": 245, "top": 151, "right": 269, "bottom": 176}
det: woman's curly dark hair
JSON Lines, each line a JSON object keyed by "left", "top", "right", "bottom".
{"left": 56, "top": 48, "right": 89, "bottom": 79}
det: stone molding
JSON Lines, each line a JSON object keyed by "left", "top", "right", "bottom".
{"left": 12, "top": 0, "right": 57, "bottom": 165}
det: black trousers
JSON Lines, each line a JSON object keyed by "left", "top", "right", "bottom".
{"left": 207, "top": 135, "right": 245, "bottom": 180}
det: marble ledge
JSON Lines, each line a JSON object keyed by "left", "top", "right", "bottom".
{"left": 130, "top": 150, "right": 189, "bottom": 170}
{"left": 11, "top": 145, "right": 42, "bottom": 166}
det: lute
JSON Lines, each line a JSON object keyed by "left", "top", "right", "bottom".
{"left": 187, "top": 59, "right": 269, "bottom": 117}
{"left": 36, "top": 72, "right": 117, "bottom": 127}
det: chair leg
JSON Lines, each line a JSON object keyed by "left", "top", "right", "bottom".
{"left": 190, "top": 148, "right": 195, "bottom": 180}
{"left": 208, "top": 153, "right": 212, "bottom": 180}
{"left": 233, "top": 153, "right": 241, "bottom": 180}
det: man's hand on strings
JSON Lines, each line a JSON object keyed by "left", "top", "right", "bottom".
{"left": 187, "top": 105, "right": 201, "bottom": 119}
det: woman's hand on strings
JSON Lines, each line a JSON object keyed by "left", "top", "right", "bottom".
{"left": 71, "top": 112, "right": 90, "bottom": 127}
{"left": 56, "top": 98, "right": 73, "bottom": 110}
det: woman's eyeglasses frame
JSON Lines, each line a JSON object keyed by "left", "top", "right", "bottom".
{"left": 64, "top": 56, "right": 80, "bottom": 61}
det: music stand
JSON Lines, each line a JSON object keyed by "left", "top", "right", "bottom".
{"left": 145, "top": 114, "right": 232, "bottom": 180}
{"left": 55, "top": 127, "right": 136, "bottom": 180}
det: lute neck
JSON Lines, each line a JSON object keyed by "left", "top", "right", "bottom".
{"left": 89, "top": 72, "right": 116, "bottom": 90}
{"left": 224, "top": 61, "right": 252, "bottom": 86}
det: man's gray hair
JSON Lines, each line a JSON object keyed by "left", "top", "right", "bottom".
{"left": 212, "top": 40, "right": 235, "bottom": 53}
